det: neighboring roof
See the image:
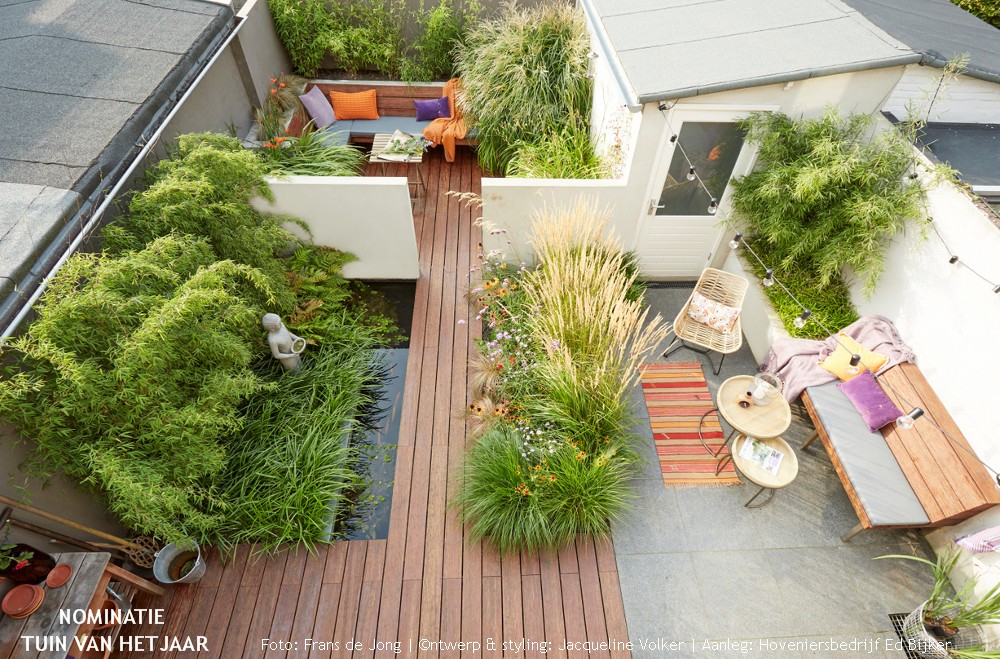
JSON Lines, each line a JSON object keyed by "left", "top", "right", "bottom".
{"left": 583, "top": 0, "right": 920, "bottom": 106}
{"left": 919, "top": 123, "right": 1000, "bottom": 189}
{"left": 842, "top": 0, "right": 1000, "bottom": 84}
{"left": 0, "top": 0, "right": 230, "bottom": 328}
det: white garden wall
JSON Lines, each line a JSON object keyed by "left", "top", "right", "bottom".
{"left": 252, "top": 176, "right": 419, "bottom": 279}
{"left": 884, "top": 65, "right": 1000, "bottom": 124}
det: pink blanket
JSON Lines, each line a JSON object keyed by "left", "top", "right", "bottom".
{"left": 760, "top": 314, "right": 916, "bottom": 401}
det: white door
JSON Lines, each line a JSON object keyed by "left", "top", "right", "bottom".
{"left": 634, "top": 108, "right": 757, "bottom": 279}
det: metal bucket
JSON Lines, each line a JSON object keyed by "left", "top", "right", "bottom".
{"left": 152, "top": 541, "right": 206, "bottom": 585}
{"left": 900, "top": 601, "right": 986, "bottom": 659}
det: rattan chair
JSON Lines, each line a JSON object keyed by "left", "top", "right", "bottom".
{"left": 664, "top": 267, "right": 749, "bottom": 375}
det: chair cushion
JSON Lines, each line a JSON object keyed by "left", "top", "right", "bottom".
{"left": 819, "top": 333, "right": 889, "bottom": 381}
{"left": 687, "top": 291, "right": 740, "bottom": 334}
{"left": 806, "top": 381, "right": 929, "bottom": 526}
{"left": 349, "top": 116, "right": 433, "bottom": 137}
{"left": 315, "top": 125, "right": 353, "bottom": 147}
{"left": 837, "top": 371, "right": 902, "bottom": 432}
{"left": 329, "top": 89, "right": 380, "bottom": 120}
{"left": 299, "top": 86, "right": 336, "bottom": 129}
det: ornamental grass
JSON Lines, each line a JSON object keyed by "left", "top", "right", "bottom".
{"left": 455, "top": 200, "right": 668, "bottom": 552}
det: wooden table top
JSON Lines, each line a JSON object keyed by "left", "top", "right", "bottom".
{"left": 717, "top": 375, "right": 792, "bottom": 438}
{"left": 0, "top": 552, "right": 110, "bottom": 658}
{"left": 370, "top": 133, "right": 423, "bottom": 163}
{"left": 732, "top": 435, "right": 799, "bottom": 490}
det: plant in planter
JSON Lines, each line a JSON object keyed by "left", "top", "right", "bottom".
{"left": 878, "top": 547, "right": 1000, "bottom": 657}
{"left": 0, "top": 530, "right": 54, "bottom": 585}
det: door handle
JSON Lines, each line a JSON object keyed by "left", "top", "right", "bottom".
{"left": 648, "top": 199, "right": 665, "bottom": 214}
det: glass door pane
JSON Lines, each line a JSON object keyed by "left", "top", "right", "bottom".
{"left": 656, "top": 122, "right": 744, "bottom": 216}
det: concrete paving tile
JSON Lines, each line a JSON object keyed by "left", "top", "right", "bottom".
{"left": 690, "top": 550, "right": 794, "bottom": 639}
{"left": 837, "top": 542, "right": 935, "bottom": 633}
{"left": 764, "top": 548, "right": 871, "bottom": 636}
{"left": 674, "top": 486, "right": 765, "bottom": 551}
{"left": 612, "top": 479, "right": 689, "bottom": 554}
{"left": 616, "top": 553, "right": 715, "bottom": 642}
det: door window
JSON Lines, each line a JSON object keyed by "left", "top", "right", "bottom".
{"left": 656, "top": 122, "right": 744, "bottom": 216}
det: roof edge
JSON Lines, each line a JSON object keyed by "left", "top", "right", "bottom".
{"left": 917, "top": 53, "right": 1000, "bottom": 86}
{"left": 579, "top": 0, "right": 642, "bottom": 111}
{"left": 637, "top": 52, "right": 922, "bottom": 104}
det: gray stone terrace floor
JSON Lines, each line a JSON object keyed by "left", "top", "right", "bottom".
{"left": 614, "top": 285, "right": 936, "bottom": 658}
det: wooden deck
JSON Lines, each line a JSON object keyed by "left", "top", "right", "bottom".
{"left": 116, "top": 148, "right": 631, "bottom": 659}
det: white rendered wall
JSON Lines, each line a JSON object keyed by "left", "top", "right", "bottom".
{"left": 252, "top": 176, "right": 419, "bottom": 279}
{"left": 483, "top": 67, "right": 906, "bottom": 273}
{"left": 884, "top": 65, "right": 1000, "bottom": 124}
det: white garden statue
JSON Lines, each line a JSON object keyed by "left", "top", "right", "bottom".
{"left": 262, "top": 313, "right": 306, "bottom": 371}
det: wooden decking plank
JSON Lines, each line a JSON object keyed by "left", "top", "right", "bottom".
{"left": 500, "top": 551, "right": 524, "bottom": 658}
{"left": 558, "top": 541, "right": 579, "bottom": 574}
{"left": 538, "top": 550, "right": 568, "bottom": 659}
{"left": 195, "top": 544, "right": 250, "bottom": 659}
{"left": 439, "top": 578, "right": 464, "bottom": 659}
{"left": 520, "top": 550, "right": 541, "bottom": 576}
{"left": 598, "top": 570, "right": 632, "bottom": 659}
{"left": 418, "top": 446, "right": 451, "bottom": 658}
{"left": 309, "top": 581, "right": 343, "bottom": 659}
{"left": 481, "top": 544, "right": 501, "bottom": 578}
{"left": 287, "top": 549, "right": 329, "bottom": 658}
{"left": 332, "top": 542, "right": 369, "bottom": 648}
{"left": 521, "top": 574, "right": 546, "bottom": 659}
{"left": 375, "top": 444, "right": 415, "bottom": 649}
{"left": 150, "top": 583, "right": 198, "bottom": 659}
{"left": 353, "top": 541, "right": 388, "bottom": 659}
{"left": 397, "top": 580, "right": 423, "bottom": 656}
{"left": 241, "top": 550, "right": 289, "bottom": 659}
{"left": 323, "top": 542, "right": 349, "bottom": 583}
{"left": 559, "top": 574, "right": 588, "bottom": 659}
{"left": 263, "top": 546, "right": 309, "bottom": 659}
{"left": 170, "top": 585, "right": 218, "bottom": 659}
{"left": 575, "top": 536, "right": 611, "bottom": 659}
{"left": 481, "top": 577, "right": 503, "bottom": 659}
{"left": 460, "top": 534, "right": 483, "bottom": 659}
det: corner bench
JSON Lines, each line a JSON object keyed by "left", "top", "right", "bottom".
{"left": 286, "top": 81, "right": 477, "bottom": 147}
{"left": 800, "top": 362, "right": 1000, "bottom": 541}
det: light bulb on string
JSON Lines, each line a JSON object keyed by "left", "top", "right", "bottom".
{"left": 845, "top": 354, "right": 862, "bottom": 376}
{"left": 994, "top": 285, "right": 1000, "bottom": 295}
{"left": 728, "top": 232, "right": 742, "bottom": 250}
{"left": 707, "top": 198, "right": 718, "bottom": 215}
{"left": 896, "top": 407, "right": 924, "bottom": 431}
{"left": 763, "top": 269, "right": 774, "bottom": 287}
{"left": 793, "top": 310, "right": 811, "bottom": 329}
{"left": 949, "top": 255, "right": 960, "bottom": 265}
{"left": 686, "top": 166, "right": 697, "bottom": 181}
{"left": 669, "top": 134, "right": 678, "bottom": 143}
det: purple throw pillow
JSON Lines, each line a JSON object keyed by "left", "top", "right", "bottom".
{"left": 837, "top": 371, "right": 903, "bottom": 432}
{"left": 298, "top": 86, "right": 336, "bottom": 129}
{"left": 414, "top": 96, "right": 450, "bottom": 121}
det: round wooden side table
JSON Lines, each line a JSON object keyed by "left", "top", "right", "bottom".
{"left": 730, "top": 435, "right": 800, "bottom": 507}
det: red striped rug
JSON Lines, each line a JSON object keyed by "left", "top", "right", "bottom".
{"left": 640, "top": 361, "right": 740, "bottom": 487}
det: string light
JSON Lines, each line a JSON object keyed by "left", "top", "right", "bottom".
{"left": 949, "top": 255, "right": 960, "bottom": 264}
{"left": 762, "top": 269, "right": 774, "bottom": 287}
{"left": 729, "top": 233, "right": 742, "bottom": 250}
{"left": 657, "top": 108, "right": 725, "bottom": 214}
{"left": 587, "top": 51, "right": 599, "bottom": 60}
{"left": 686, "top": 166, "right": 697, "bottom": 181}
{"left": 896, "top": 407, "right": 924, "bottom": 431}
{"left": 845, "top": 353, "right": 862, "bottom": 376}
{"left": 930, "top": 223, "right": 999, "bottom": 294}
{"left": 793, "top": 309, "right": 812, "bottom": 329}
{"left": 669, "top": 134, "right": 678, "bottom": 143}
{"left": 707, "top": 198, "right": 718, "bottom": 215}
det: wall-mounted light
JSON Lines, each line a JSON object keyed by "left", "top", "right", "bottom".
{"left": 658, "top": 100, "right": 677, "bottom": 111}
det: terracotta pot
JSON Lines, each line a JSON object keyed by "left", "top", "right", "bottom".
{"left": 1, "top": 544, "right": 56, "bottom": 585}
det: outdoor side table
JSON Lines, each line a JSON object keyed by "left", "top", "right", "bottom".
{"left": 370, "top": 132, "right": 426, "bottom": 200}
{"left": 730, "top": 435, "right": 800, "bottom": 507}
{"left": 699, "top": 375, "right": 792, "bottom": 469}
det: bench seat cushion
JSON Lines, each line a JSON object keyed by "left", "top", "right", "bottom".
{"left": 806, "top": 381, "right": 930, "bottom": 527}
{"left": 349, "top": 116, "right": 432, "bottom": 137}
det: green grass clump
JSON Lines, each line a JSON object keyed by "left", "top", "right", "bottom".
{"left": 741, "top": 239, "right": 858, "bottom": 339}
{"left": 260, "top": 124, "right": 367, "bottom": 177}
{"left": 454, "top": 201, "right": 669, "bottom": 551}
{"left": 507, "top": 123, "right": 609, "bottom": 179}
{"left": 454, "top": 2, "right": 593, "bottom": 175}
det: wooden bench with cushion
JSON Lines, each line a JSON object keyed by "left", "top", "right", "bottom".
{"left": 286, "top": 81, "right": 477, "bottom": 147}
{"left": 801, "top": 362, "right": 1000, "bottom": 541}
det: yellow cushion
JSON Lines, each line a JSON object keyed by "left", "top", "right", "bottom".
{"left": 329, "top": 89, "right": 379, "bottom": 120}
{"left": 818, "top": 333, "right": 889, "bottom": 381}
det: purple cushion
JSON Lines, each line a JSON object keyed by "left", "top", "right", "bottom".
{"left": 298, "top": 86, "right": 336, "bottom": 129}
{"left": 836, "top": 371, "right": 903, "bottom": 432}
{"left": 414, "top": 96, "right": 450, "bottom": 121}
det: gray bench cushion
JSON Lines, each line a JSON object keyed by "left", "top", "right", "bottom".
{"left": 349, "top": 116, "right": 432, "bottom": 136}
{"left": 315, "top": 124, "right": 353, "bottom": 146}
{"left": 806, "top": 381, "right": 930, "bottom": 526}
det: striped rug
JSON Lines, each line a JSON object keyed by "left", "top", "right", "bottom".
{"left": 640, "top": 361, "right": 740, "bottom": 487}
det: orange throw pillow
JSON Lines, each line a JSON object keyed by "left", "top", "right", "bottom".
{"left": 329, "top": 89, "right": 379, "bottom": 120}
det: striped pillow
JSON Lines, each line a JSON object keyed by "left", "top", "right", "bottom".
{"left": 329, "top": 89, "right": 379, "bottom": 120}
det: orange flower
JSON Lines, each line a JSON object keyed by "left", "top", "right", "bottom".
{"left": 270, "top": 77, "right": 277, "bottom": 83}
{"left": 274, "top": 137, "right": 287, "bottom": 145}
{"left": 270, "top": 89, "right": 277, "bottom": 95}
{"left": 575, "top": 451, "right": 587, "bottom": 461}
{"left": 279, "top": 82, "right": 286, "bottom": 88}
{"left": 707, "top": 144, "right": 721, "bottom": 161}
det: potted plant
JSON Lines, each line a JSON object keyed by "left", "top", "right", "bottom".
{"left": 0, "top": 533, "right": 54, "bottom": 585}
{"left": 879, "top": 547, "right": 1000, "bottom": 658}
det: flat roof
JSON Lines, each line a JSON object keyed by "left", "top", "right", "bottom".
{"left": 0, "top": 0, "right": 229, "bottom": 324}
{"left": 920, "top": 123, "right": 1000, "bottom": 188}
{"left": 585, "top": 0, "right": 918, "bottom": 104}
{"left": 842, "top": 0, "right": 1000, "bottom": 84}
